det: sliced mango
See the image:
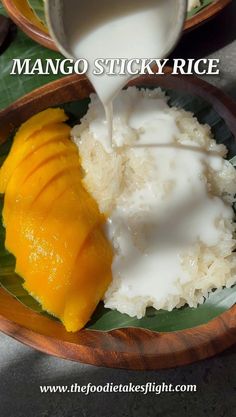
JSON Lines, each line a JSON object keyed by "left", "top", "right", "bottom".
{"left": 0, "top": 108, "right": 68, "bottom": 193}
{"left": 3, "top": 151, "right": 81, "bottom": 229}
{"left": 0, "top": 123, "right": 72, "bottom": 192}
{"left": 14, "top": 185, "right": 103, "bottom": 287}
{"left": 13, "top": 108, "right": 67, "bottom": 146}
{"left": 62, "top": 229, "right": 113, "bottom": 332}
{"left": 0, "top": 109, "right": 112, "bottom": 332}
{"left": 5, "top": 141, "right": 78, "bottom": 195}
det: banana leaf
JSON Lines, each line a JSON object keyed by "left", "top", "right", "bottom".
{"left": 26, "top": 0, "right": 46, "bottom": 26}
{"left": 0, "top": 5, "right": 63, "bottom": 110}
{"left": 230, "top": 156, "right": 236, "bottom": 167}
{"left": 187, "top": 0, "right": 214, "bottom": 19}
{"left": 0, "top": 88, "right": 235, "bottom": 333}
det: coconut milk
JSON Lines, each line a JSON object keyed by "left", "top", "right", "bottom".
{"left": 63, "top": 0, "right": 185, "bottom": 145}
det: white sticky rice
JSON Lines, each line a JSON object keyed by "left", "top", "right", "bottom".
{"left": 72, "top": 87, "right": 236, "bottom": 319}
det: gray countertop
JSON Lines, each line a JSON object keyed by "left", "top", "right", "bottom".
{"left": 0, "top": 333, "right": 235, "bottom": 417}
{"left": 1, "top": 2, "right": 236, "bottom": 417}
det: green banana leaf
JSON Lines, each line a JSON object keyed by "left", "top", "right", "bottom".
{"left": 187, "top": 0, "right": 214, "bottom": 19}
{"left": 0, "top": 5, "right": 63, "bottom": 110}
{"left": 230, "top": 156, "right": 236, "bottom": 167}
{"left": 0, "top": 88, "right": 235, "bottom": 333}
{"left": 27, "top": 0, "right": 46, "bottom": 26}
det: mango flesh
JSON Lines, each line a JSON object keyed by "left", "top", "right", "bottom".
{"left": 3, "top": 147, "right": 81, "bottom": 226}
{"left": 3, "top": 137, "right": 82, "bottom": 252}
{"left": 0, "top": 108, "right": 69, "bottom": 194}
{"left": 0, "top": 108, "right": 112, "bottom": 332}
{"left": 63, "top": 229, "right": 113, "bottom": 332}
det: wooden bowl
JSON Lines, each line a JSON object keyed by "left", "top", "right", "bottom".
{"left": 0, "top": 73, "right": 236, "bottom": 370}
{"left": 2, "top": 0, "right": 232, "bottom": 51}
{"left": 185, "top": 0, "right": 232, "bottom": 32}
{"left": 1, "top": 0, "right": 57, "bottom": 51}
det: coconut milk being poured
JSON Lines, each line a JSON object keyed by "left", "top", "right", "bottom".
{"left": 47, "top": 0, "right": 186, "bottom": 147}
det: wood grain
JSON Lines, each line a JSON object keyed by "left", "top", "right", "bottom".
{"left": 2, "top": 0, "right": 232, "bottom": 51}
{"left": 185, "top": 0, "right": 232, "bottom": 32}
{"left": 1, "top": 0, "right": 57, "bottom": 51}
{"left": 0, "top": 72, "right": 235, "bottom": 370}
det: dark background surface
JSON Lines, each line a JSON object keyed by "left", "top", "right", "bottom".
{"left": 0, "top": 1, "right": 236, "bottom": 416}
{"left": 0, "top": 333, "right": 235, "bottom": 417}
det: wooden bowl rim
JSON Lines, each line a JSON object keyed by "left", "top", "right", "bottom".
{"left": 0, "top": 72, "right": 235, "bottom": 370}
{"left": 185, "top": 0, "right": 232, "bottom": 32}
{"left": 1, "top": 0, "right": 57, "bottom": 51}
{"left": 2, "top": 0, "right": 232, "bottom": 51}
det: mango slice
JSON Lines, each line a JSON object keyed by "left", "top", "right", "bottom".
{"left": 0, "top": 108, "right": 68, "bottom": 193}
{"left": 0, "top": 109, "right": 112, "bottom": 332}
{"left": 3, "top": 150, "right": 81, "bottom": 230}
{"left": 0, "top": 123, "right": 73, "bottom": 191}
{"left": 63, "top": 229, "right": 113, "bottom": 331}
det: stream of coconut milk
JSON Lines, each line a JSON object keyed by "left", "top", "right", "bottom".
{"left": 64, "top": 0, "right": 184, "bottom": 147}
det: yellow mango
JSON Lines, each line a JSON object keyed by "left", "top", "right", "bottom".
{"left": 0, "top": 108, "right": 113, "bottom": 332}
{"left": 5, "top": 141, "right": 77, "bottom": 195}
{"left": 14, "top": 183, "right": 102, "bottom": 278}
{"left": 12, "top": 108, "right": 67, "bottom": 146}
{"left": 0, "top": 109, "right": 68, "bottom": 193}
{"left": 0, "top": 123, "right": 72, "bottom": 193}
{"left": 62, "top": 229, "right": 113, "bottom": 332}
{"left": 16, "top": 223, "right": 110, "bottom": 320}
{"left": 12, "top": 172, "right": 77, "bottom": 281}
{"left": 3, "top": 150, "right": 81, "bottom": 228}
